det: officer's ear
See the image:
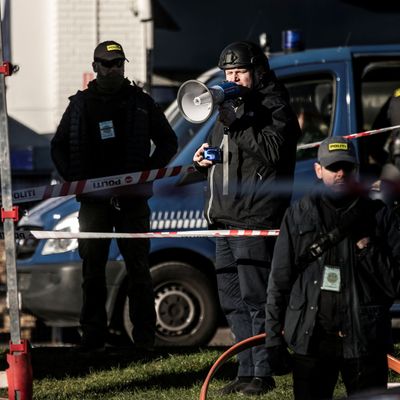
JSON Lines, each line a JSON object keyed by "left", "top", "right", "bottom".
{"left": 92, "top": 61, "right": 98, "bottom": 73}
{"left": 314, "top": 162, "right": 323, "bottom": 179}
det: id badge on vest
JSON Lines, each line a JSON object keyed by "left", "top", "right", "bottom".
{"left": 99, "top": 120, "right": 115, "bottom": 140}
{"left": 321, "top": 265, "right": 341, "bottom": 292}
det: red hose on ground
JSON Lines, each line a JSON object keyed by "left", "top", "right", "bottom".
{"left": 199, "top": 334, "right": 400, "bottom": 400}
{"left": 388, "top": 355, "right": 400, "bottom": 374}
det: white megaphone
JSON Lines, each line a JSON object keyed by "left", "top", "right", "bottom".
{"left": 177, "top": 80, "right": 247, "bottom": 124}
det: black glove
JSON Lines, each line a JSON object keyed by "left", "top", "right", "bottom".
{"left": 266, "top": 345, "right": 293, "bottom": 376}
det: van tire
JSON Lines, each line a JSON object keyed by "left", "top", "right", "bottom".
{"left": 122, "top": 261, "right": 219, "bottom": 346}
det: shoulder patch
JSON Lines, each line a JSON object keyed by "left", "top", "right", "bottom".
{"left": 394, "top": 88, "right": 400, "bottom": 98}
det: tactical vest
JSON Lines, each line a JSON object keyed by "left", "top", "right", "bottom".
{"left": 67, "top": 85, "right": 151, "bottom": 181}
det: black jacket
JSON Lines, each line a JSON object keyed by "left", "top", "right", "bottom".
{"left": 266, "top": 192, "right": 400, "bottom": 357}
{"left": 203, "top": 71, "right": 301, "bottom": 229}
{"left": 51, "top": 79, "right": 177, "bottom": 200}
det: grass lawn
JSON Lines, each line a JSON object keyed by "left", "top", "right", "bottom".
{"left": 0, "top": 345, "right": 399, "bottom": 399}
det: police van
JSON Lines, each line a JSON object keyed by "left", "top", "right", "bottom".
{"left": 15, "top": 43, "right": 400, "bottom": 346}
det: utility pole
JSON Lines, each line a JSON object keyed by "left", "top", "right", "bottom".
{"left": 0, "top": 3, "right": 32, "bottom": 399}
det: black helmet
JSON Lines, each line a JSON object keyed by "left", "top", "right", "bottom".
{"left": 218, "top": 41, "right": 268, "bottom": 70}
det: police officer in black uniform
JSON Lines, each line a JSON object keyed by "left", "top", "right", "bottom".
{"left": 266, "top": 136, "right": 400, "bottom": 399}
{"left": 51, "top": 41, "right": 177, "bottom": 352}
{"left": 193, "top": 41, "right": 301, "bottom": 395}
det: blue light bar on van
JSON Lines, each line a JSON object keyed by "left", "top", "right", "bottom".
{"left": 282, "top": 29, "right": 304, "bottom": 53}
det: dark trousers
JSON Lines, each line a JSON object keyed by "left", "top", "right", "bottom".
{"left": 292, "top": 334, "right": 388, "bottom": 400}
{"left": 215, "top": 235, "right": 274, "bottom": 377}
{"left": 78, "top": 200, "right": 156, "bottom": 346}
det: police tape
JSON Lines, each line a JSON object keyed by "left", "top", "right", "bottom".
{"left": 296, "top": 124, "right": 400, "bottom": 150}
{"left": 29, "top": 229, "right": 281, "bottom": 240}
{"left": 11, "top": 164, "right": 195, "bottom": 205}
{"left": 1, "top": 230, "right": 33, "bottom": 240}
{"left": 8, "top": 124, "right": 400, "bottom": 205}
{"left": 0, "top": 229, "right": 281, "bottom": 240}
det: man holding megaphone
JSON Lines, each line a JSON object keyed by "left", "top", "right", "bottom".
{"left": 193, "top": 41, "right": 301, "bottom": 396}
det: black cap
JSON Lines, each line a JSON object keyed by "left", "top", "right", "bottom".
{"left": 317, "top": 136, "right": 358, "bottom": 167}
{"left": 93, "top": 40, "right": 127, "bottom": 61}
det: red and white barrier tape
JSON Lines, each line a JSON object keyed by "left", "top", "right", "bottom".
{"left": 7, "top": 124, "right": 400, "bottom": 205}
{"left": 11, "top": 165, "right": 195, "bottom": 205}
{"left": 30, "top": 229, "right": 280, "bottom": 240}
{"left": 2, "top": 230, "right": 34, "bottom": 240}
{"left": 297, "top": 124, "right": 400, "bottom": 150}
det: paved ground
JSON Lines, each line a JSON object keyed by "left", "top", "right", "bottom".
{"left": 208, "top": 327, "right": 235, "bottom": 347}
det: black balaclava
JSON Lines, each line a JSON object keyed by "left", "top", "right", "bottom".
{"left": 96, "top": 73, "right": 125, "bottom": 94}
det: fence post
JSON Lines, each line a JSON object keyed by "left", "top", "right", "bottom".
{"left": 0, "top": 4, "right": 33, "bottom": 399}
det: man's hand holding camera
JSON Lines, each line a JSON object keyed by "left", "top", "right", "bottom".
{"left": 194, "top": 143, "right": 223, "bottom": 167}
{"left": 193, "top": 143, "right": 213, "bottom": 168}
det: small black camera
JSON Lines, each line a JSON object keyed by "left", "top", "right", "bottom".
{"left": 204, "top": 147, "right": 223, "bottom": 163}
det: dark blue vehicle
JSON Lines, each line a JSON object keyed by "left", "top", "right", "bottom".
{"left": 16, "top": 44, "right": 400, "bottom": 346}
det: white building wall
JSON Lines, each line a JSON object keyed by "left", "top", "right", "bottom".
{"left": 56, "top": 0, "right": 97, "bottom": 127}
{"left": 98, "top": 0, "right": 146, "bottom": 85}
{"left": 6, "top": 0, "right": 147, "bottom": 136}
{"left": 6, "top": 0, "right": 56, "bottom": 135}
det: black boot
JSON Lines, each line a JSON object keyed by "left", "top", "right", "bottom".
{"left": 218, "top": 376, "right": 253, "bottom": 394}
{"left": 241, "top": 376, "right": 276, "bottom": 396}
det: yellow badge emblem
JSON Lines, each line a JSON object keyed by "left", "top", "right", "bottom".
{"left": 106, "top": 44, "right": 122, "bottom": 52}
{"left": 394, "top": 88, "right": 400, "bottom": 98}
{"left": 328, "top": 143, "right": 348, "bottom": 151}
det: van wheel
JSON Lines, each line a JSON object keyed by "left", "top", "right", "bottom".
{"left": 122, "top": 261, "right": 219, "bottom": 346}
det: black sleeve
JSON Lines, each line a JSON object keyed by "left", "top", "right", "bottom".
{"left": 228, "top": 96, "right": 301, "bottom": 167}
{"left": 380, "top": 207, "right": 400, "bottom": 296}
{"left": 266, "top": 208, "right": 296, "bottom": 347}
{"left": 51, "top": 102, "right": 73, "bottom": 181}
{"left": 148, "top": 100, "right": 178, "bottom": 169}
{"left": 193, "top": 162, "right": 209, "bottom": 176}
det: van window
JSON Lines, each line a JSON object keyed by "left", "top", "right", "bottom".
{"left": 283, "top": 76, "right": 335, "bottom": 161}
{"left": 360, "top": 61, "right": 400, "bottom": 131}
{"left": 355, "top": 59, "right": 400, "bottom": 179}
